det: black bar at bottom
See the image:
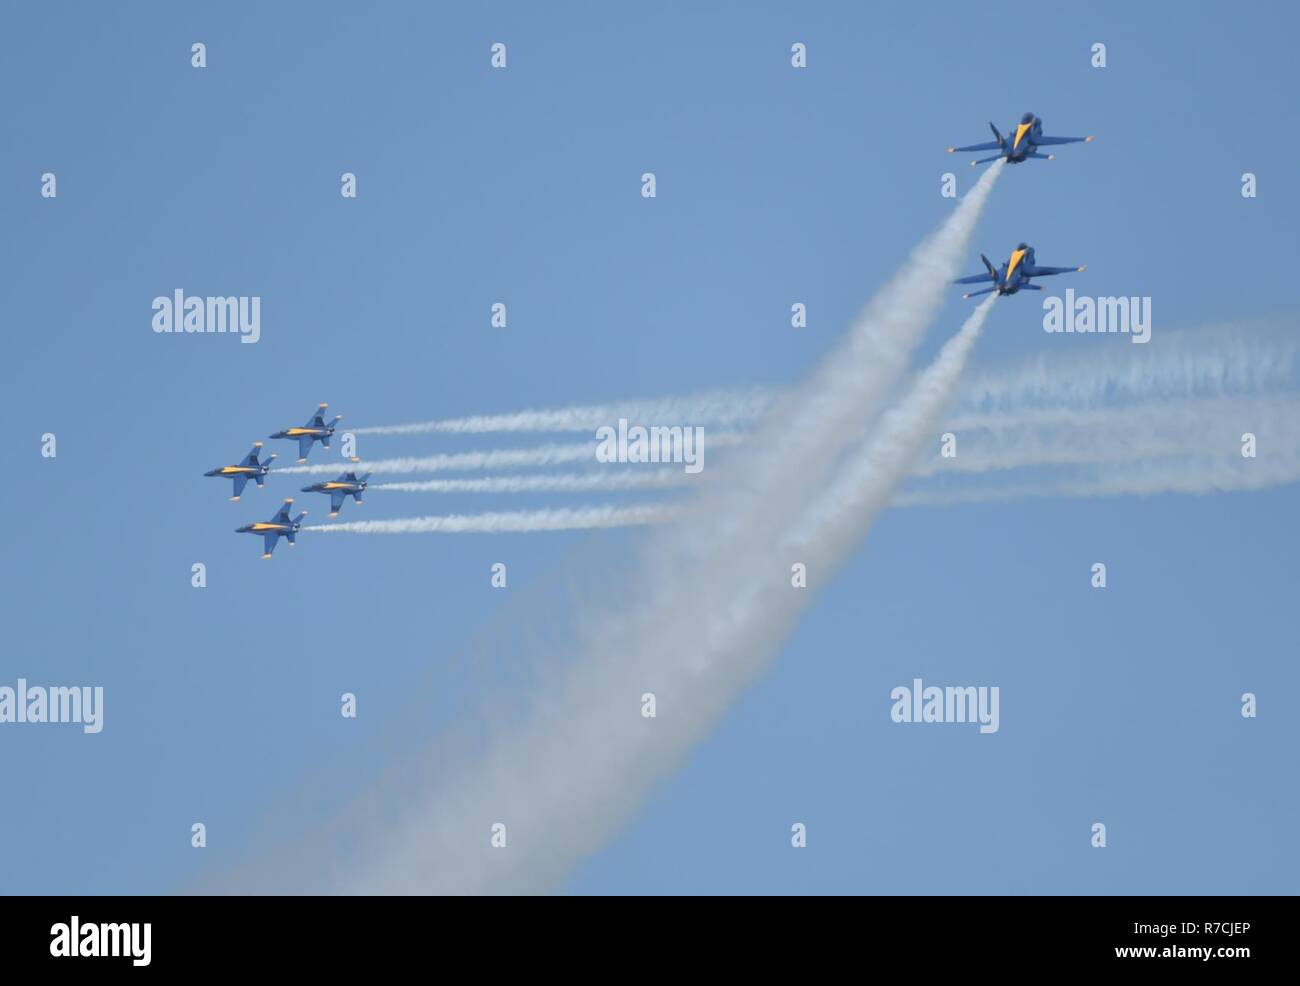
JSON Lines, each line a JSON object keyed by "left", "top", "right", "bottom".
{"left": 0, "top": 895, "right": 1282, "bottom": 973}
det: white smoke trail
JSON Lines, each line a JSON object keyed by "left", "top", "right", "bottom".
{"left": 275, "top": 442, "right": 600, "bottom": 477}
{"left": 338, "top": 320, "right": 1294, "bottom": 468}
{"left": 923, "top": 396, "right": 1300, "bottom": 477}
{"left": 898, "top": 454, "right": 1300, "bottom": 507}
{"left": 305, "top": 504, "right": 670, "bottom": 535}
{"left": 696, "top": 161, "right": 1006, "bottom": 557}
{"left": 374, "top": 469, "right": 686, "bottom": 494}
{"left": 351, "top": 397, "right": 1298, "bottom": 498}
{"left": 331, "top": 441, "right": 1298, "bottom": 540}
{"left": 954, "top": 319, "right": 1299, "bottom": 417}
{"left": 277, "top": 434, "right": 744, "bottom": 478}
{"left": 311, "top": 169, "right": 1007, "bottom": 895}
{"left": 787, "top": 297, "right": 998, "bottom": 552}
{"left": 351, "top": 388, "right": 774, "bottom": 436}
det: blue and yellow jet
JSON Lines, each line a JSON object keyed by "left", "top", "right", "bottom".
{"left": 956, "top": 244, "right": 1086, "bottom": 299}
{"left": 270, "top": 403, "right": 342, "bottom": 462}
{"left": 204, "top": 442, "right": 276, "bottom": 500}
{"left": 236, "top": 498, "right": 307, "bottom": 558}
{"left": 947, "top": 112, "right": 1094, "bottom": 166}
{"left": 300, "top": 471, "right": 370, "bottom": 517}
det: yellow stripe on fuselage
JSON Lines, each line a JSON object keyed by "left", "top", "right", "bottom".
{"left": 1013, "top": 122, "right": 1032, "bottom": 151}
{"left": 1004, "top": 248, "right": 1027, "bottom": 284}
{"left": 322, "top": 482, "right": 351, "bottom": 489}
{"left": 284, "top": 427, "right": 322, "bottom": 436}
{"left": 250, "top": 522, "right": 287, "bottom": 531}
{"left": 220, "top": 466, "right": 255, "bottom": 474}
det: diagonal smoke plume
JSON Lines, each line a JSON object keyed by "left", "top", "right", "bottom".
{"left": 298, "top": 166, "right": 1008, "bottom": 894}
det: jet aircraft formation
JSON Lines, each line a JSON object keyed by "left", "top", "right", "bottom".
{"left": 200, "top": 113, "right": 1094, "bottom": 558}
{"left": 203, "top": 403, "right": 369, "bottom": 557}
{"left": 946, "top": 112, "right": 1093, "bottom": 301}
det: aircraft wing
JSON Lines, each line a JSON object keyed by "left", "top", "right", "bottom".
{"left": 262, "top": 532, "right": 279, "bottom": 557}
{"left": 955, "top": 272, "right": 996, "bottom": 285}
{"left": 330, "top": 491, "right": 347, "bottom": 515}
{"left": 1035, "top": 135, "right": 1091, "bottom": 146}
{"left": 1025, "top": 264, "right": 1084, "bottom": 277}
{"left": 231, "top": 474, "right": 249, "bottom": 499}
{"left": 949, "top": 141, "right": 1001, "bottom": 153}
{"left": 297, "top": 435, "right": 314, "bottom": 460}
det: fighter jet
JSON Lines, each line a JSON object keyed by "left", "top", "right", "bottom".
{"left": 300, "top": 471, "right": 370, "bottom": 517}
{"left": 236, "top": 499, "right": 307, "bottom": 558}
{"left": 956, "top": 244, "right": 1086, "bottom": 299}
{"left": 204, "top": 442, "right": 276, "bottom": 500}
{"left": 947, "top": 112, "right": 1094, "bottom": 166}
{"left": 269, "top": 403, "right": 341, "bottom": 462}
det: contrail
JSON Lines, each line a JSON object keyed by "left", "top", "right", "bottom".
{"left": 899, "top": 453, "right": 1300, "bottom": 506}
{"left": 341, "top": 319, "right": 1294, "bottom": 463}
{"left": 304, "top": 504, "right": 671, "bottom": 535}
{"left": 276, "top": 434, "right": 744, "bottom": 478}
{"left": 303, "top": 167, "right": 1007, "bottom": 895}
{"left": 954, "top": 318, "right": 1299, "bottom": 418}
{"left": 923, "top": 396, "right": 1300, "bottom": 477}
{"left": 355, "top": 397, "right": 1298, "bottom": 515}
{"left": 218, "top": 307, "right": 1297, "bottom": 894}
{"left": 212, "top": 165, "right": 1008, "bottom": 895}
{"left": 335, "top": 428, "right": 1297, "bottom": 538}
{"left": 698, "top": 160, "right": 1006, "bottom": 556}
{"left": 275, "top": 442, "right": 602, "bottom": 477}
{"left": 374, "top": 469, "right": 686, "bottom": 494}
{"left": 787, "top": 296, "right": 998, "bottom": 553}
{"left": 351, "top": 388, "right": 774, "bottom": 436}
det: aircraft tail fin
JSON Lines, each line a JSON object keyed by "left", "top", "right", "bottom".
{"left": 981, "top": 254, "right": 997, "bottom": 279}
{"left": 989, "top": 121, "right": 1005, "bottom": 147}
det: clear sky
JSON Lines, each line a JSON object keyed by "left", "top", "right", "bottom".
{"left": 2, "top": 1, "right": 1297, "bottom": 894}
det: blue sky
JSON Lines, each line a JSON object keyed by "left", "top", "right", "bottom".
{"left": 2, "top": 1, "right": 1297, "bottom": 894}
